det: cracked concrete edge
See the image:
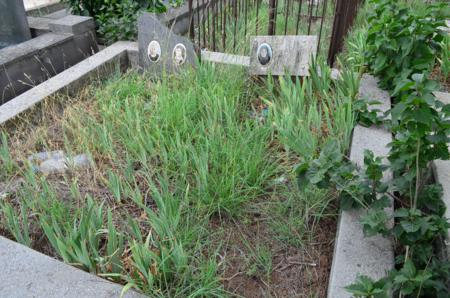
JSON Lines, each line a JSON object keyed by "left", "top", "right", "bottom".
{"left": 327, "top": 74, "right": 395, "bottom": 298}
{"left": 0, "top": 41, "right": 138, "bottom": 126}
{"left": 432, "top": 91, "right": 450, "bottom": 257}
{"left": 0, "top": 236, "right": 146, "bottom": 298}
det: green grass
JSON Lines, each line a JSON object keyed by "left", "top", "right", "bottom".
{"left": 0, "top": 56, "right": 357, "bottom": 296}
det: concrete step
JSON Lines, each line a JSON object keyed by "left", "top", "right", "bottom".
{"left": 0, "top": 236, "right": 146, "bottom": 298}
{"left": 327, "top": 74, "right": 395, "bottom": 298}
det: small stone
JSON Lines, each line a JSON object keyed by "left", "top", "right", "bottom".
{"left": 28, "top": 150, "right": 65, "bottom": 163}
{"left": 273, "top": 176, "right": 288, "bottom": 184}
{"left": 70, "top": 154, "right": 92, "bottom": 169}
{"left": 27, "top": 151, "right": 93, "bottom": 174}
{"left": 39, "top": 158, "right": 68, "bottom": 174}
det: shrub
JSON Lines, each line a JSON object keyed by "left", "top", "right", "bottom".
{"left": 365, "top": 0, "right": 449, "bottom": 92}
{"left": 62, "top": 0, "right": 174, "bottom": 43}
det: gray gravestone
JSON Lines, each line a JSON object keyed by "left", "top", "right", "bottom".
{"left": 249, "top": 35, "right": 318, "bottom": 76}
{"left": 138, "top": 12, "right": 196, "bottom": 74}
{"left": 0, "top": 0, "right": 31, "bottom": 49}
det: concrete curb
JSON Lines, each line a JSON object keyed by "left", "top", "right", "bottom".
{"left": 432, "top": 91, "right": 450, "bottom": 258}
{"left": 0, "top": 236, "right": 146, "bottom": 298}
{"left": 0, "top": 41, "right": 137, "bottom": 126}
{"left": 327, "top": 74, "right": 395, "bottom": 297}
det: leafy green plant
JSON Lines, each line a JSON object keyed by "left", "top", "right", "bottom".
{"left": 62, "top": 0, "right": 171, "bottom": 43}
{"left": 345, "top": 275, "right": 390, "bottom": 298}
{"left": 365, "top": 0, "right": 449, "bottom": 92}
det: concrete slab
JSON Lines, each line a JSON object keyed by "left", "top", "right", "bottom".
{"left": 0, "top": 33, "right": 70, "bottom": 65}
{"left": 327, "top": 75, "right": 394, "bottom": 298}
{"left": 435, "top": 91, "right": 450, "bottom": 105}
{"left": 49, "top": 15, "right": 95, "bottom": 35}
{"left": 43, "top": 8, "right": 70, "bottom": 20}
{"left": 201, "top": 50, "right": 250, "bottom": 67}
{"left": 359, "top": 73, "right": 391, "bottom": 114}
{"left": 0, "top": 41, "right": 137, "bottom": 125}
{"left": 0, "top": 236, "right": 145, "bottom": 298}
{"left": 27, "top": 16, "right": 51, "bottom": 36}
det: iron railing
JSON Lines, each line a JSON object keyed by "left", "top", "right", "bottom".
{"left": 187, "top": 0, "right": 361, "bottom": 65}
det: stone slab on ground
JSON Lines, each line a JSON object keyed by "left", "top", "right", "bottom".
{"left": 327, "top": 74, "right": 394, "bottom": 298}
{"left": 0, "top": 41, "right": 137, "bottom": 125}
{"left": 201, "top": 50, "right": 250, "bottom": 67}
{"left": 0, "top": 236, "right": 146, "bottom": 298}
{"left": 359, "top": 73, "right": 391, "bottom": 114}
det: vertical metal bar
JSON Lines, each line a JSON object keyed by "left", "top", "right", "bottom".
{"left": 223, "top": 0, "right": 227, "bottom": 50}
{"left": 202, "top": 0, "right": 206, "bottom": 47}
{"left": 317, "top": 0, "right": 328, "bottom": 54}
{"left": 197, "top": 0, "right": 201, "bottom": 48}
{"left": 233, "top": 0, "right": 237, "bottom": 51}
{"left": 307, "top": 0, "right": 313, "bottom": 35}
{"left": 256, "top": 0, "right": 260, "bottom": 35}
{"left": 212, "top": 0, "right": 216, "bottom": 51}
{"left": 268, "top": 0, "right": 276, "bottom": 35}
{"left": 189, "top": 0, "right": 195, "bottom": 40}
{"left": 284, "top": 0, "right": 290, "bottom": 35}
{"left": 296, "top": 0, "right": 304, "bottom": 35}
{"left": 206, "top": 0, "right": 210, "bottom": 48}
{"left": 274, "top": 0, "right": 279, "bottom": 34}
{"left": 217, "top": 0, "right": 223, "bottom": 40}
{"left": 328, "top": 0, "right": 360, "bottom": 65}
{"left": 244, "top": 0, "right": 248, "bottom": 38}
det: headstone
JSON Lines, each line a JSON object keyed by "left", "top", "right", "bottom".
{"left": 138, "top": 12, "right": 196, "bottom": 74}
{"left": 249, "top": 35, "right": 318, "bottom": 76}
{"left": 0, "top": 0, "right": 32, "bottom": 49}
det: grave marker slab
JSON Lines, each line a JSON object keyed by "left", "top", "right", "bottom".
{"left": 249, "top": 35, "right": 317, "bottom": 76}
{"left": 138, "top": 13, "right": 196, "bottom": 74}
{"left": 0, "top": 0, "right": 31, "bottom": 49}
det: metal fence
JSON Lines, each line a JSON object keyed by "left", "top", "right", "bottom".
{"left": 187, "top": 0, "right": 361, "bottom": 65}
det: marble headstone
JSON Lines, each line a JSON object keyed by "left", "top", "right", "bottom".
{"left": 138, "top": 13, "right": 197, "bottom": 74}
{"left": 249, "top": 35, "right": 318, "bottom": 76}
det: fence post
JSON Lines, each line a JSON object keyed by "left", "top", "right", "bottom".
{"left": 268, "top": 0, "right": 277, "bottom": 35}
{"left": 189, "top": 0, "right": 195, "bottom": 40}
{"left": 327, "top": 0, "right": 361, "bottom": 66}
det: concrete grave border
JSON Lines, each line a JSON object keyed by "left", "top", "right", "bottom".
{"left": 432, "top": 91, "right": 450, "bottom": 259}
{"left": 1, "top": 13, "right": 98, "bottom": 104}
{"left": 327, "top": 74, "right": 395, "bottom": 297}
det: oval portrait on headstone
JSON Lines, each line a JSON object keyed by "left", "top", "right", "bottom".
{"left": 147, "top": 40, "right": 161, "bottom": 63}
{"left": 257, "top": 43, "right": 272, "bottom": 66}
{"left": 172, "top": 43, "right": 187, "bottom": 66}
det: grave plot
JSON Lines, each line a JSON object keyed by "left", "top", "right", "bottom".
{"left": 3, "top": 0, "right": 448, "bottom": 297}
{"left": 0, "top": 50, "right": 357, "bottom": 296}
{"left": 0, "top": 2, "right": 362, "bottom": 295}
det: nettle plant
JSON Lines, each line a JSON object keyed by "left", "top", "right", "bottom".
{"left": 365, "top": 0, "right": 448, "bottom": 91}
{"left": 298, "top": 0, "right": 450, "bottom": 297}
